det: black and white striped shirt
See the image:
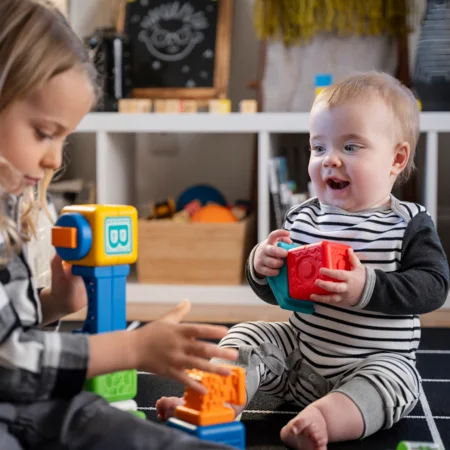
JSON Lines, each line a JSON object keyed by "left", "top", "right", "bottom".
{"left": 247, "top": 196, "right": 449, "bottom": 376}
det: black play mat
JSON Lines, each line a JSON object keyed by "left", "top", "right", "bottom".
{"left": 135, "top": 327, "right": 450, "bottom": 449}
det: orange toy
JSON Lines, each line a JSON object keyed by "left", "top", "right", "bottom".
{"left": 175, "top": 366, "right": 246, "bottom": 426}
{"left": 191, "top": 204, "right": 237, "bottom": 223}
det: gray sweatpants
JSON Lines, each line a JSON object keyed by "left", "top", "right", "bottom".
{"left": 216, "top": 321, "right": 421, "bottom": 439}
{"left": 0, "top": 392, "right": 234, "bottom": 450}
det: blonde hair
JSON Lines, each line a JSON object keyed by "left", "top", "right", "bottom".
{"left": 0, "top": 0, "right": 96, "bottom": 261}
{"left": 312, "top": 71, "right": 419, "bottom": 186}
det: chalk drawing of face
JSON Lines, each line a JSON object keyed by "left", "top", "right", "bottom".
{"left": 138, "top": 2, "right": 209, "bottom": 62}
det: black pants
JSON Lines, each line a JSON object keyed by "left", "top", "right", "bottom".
{"left": 0, "top": 392, "right": 234, "bottom": 449}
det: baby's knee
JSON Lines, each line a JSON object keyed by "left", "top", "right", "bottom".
{"left": 334, "top": 372, "right": 420, "bottom": 438}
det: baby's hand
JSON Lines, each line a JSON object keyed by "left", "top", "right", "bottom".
{"left": 310, "top": 249, "right": 366, "bottom": 307}
{"left": 132, "top": 300, "right": 238, "bottom": 394}
{"left": 253, "top": 229, "right": 293, "bottom": 278}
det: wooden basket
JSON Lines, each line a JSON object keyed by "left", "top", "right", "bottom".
{"left": 136, "top": 215, "right": 255, "bottom": 285}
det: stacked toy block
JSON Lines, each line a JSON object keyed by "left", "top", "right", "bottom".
{"left": 52, "top": 205, "right": 144, "bottom": 418}
{"left": 168, "top": 366, "right": 246, "bottom": 449}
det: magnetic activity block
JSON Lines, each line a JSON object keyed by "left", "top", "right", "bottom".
{"left": 267, "top": 242, "right": 315, "bottom": 314}
{"left": 72, "top": 265, "right": 130, "bottom": 334}
{"left": 168, "top": 366, "right": 246, "bottom": 449}
{"left": 168, "top": 418, "right": 245, "bottom": 450}
{"left": 52, "top": 204, "right": 138, "bottom": 267}
{"left": 175, "top": 366, "right": 246, "bottom": 426}
{"left": 315, "top": 73, "right": 333, "bottom": 96}
{"left": 52, "top": 204, "right": 140, "bottom": 414}
{"left": 85, "top": 369, "right": 137, "bottom": 403}
{"left": 288, "top": 241, "right": 351, "bottom": 300}
{"left": 267, "top": 241, "right": 351, "bottom": 314}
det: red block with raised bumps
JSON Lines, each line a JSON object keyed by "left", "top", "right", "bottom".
{"left": 287, "top": 241, "right": 352, "bottom": 300}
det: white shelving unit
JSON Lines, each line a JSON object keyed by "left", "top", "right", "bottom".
{"left": 74, "top": 112, "right": 450, "bottom": 308}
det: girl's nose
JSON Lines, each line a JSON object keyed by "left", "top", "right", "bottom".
{"left": 41, "top": 145, "right": 63, "bottom": 171}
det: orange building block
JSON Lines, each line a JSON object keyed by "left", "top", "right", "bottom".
{"left": 52, "top": 226, "right": 77, "bottom": 249}
{"left": 175, "top": 366, "right": 246, "bottom": 426}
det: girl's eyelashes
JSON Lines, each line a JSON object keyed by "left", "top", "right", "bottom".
{"left": 35, "top": 129, "right": 53, "bottom": 141}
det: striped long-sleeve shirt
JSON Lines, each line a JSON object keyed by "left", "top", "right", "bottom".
{"left": 0, "top": 194, "right": 89, "bottom": 403}
{"left": 246, "top": 196, "right": 449, "bottom": 376}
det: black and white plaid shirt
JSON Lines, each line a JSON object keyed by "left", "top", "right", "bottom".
{"left": 0, "top": 194, "right": 89, "bottom": 403}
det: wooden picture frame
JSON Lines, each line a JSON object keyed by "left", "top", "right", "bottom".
{"left": 117, "top": 0, "right": 233, "bottom": 100}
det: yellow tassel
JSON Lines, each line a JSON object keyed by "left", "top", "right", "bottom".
{"left": 253, "top": 0, "right": 418, "bottom": 45}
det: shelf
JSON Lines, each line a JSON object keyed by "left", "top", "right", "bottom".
{"left": 75, "top": 112, "right": 450, "bottom": 134}
{"left": 125, "top": 282, "right": 450, "bottom": 310}
{"left": 126, "top": 282, "right": 260, "bottom": 305}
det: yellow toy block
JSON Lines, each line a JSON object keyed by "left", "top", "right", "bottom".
{"left": 60, "top": 204, "right": 138, "bottom": 267}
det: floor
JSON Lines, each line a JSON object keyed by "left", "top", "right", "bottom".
{"left": 134, "top": 327, "right": 449, "bottom": 450}
{"left": 60, "top": 323, "right": 449, "bottom": 449}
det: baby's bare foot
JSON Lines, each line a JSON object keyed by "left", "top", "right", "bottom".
{"left": 155, "top": 396, "right": 185, "bottom": 421}
{"left": 280, "top": 405, "right": 328, "bottom": 450}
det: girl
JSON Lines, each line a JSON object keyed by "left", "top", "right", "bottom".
{"left": 0, "top": 1, "right": 237, "bottom": 449}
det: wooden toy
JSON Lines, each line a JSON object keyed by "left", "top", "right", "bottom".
{"left": 239, "top": 99, "right": 258, "bottom": 113}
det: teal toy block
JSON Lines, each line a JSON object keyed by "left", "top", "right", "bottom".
{"left": 85, "top": 369, "right": 137, "bottom": 403}
{"left": 267, "top": 242, "right": 314, "bottom": 314}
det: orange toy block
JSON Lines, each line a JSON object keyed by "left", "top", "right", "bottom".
{"left": 52, "top": 226, "right": 77, "bottom": 249}
{"left": 287, "top": 241, "right": 351, "bottom": 300}
{"left": 175, "top": 366, "right": 246, "bottom": 426}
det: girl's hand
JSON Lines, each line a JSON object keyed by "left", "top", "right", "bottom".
{"left": 45, "top": 254, "right": 87, "bottom": 316}
{"left": 253, "top": 229, "right": 292, "bottom": 278}
{"left": 310, "top": 249, "right": 366, "bottom": 307}
{"left": 132, "top": 300, "right": 238, "bottom": 394}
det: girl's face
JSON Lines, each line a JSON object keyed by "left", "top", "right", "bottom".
{"left": 0, "top": 68, "right": 94, "bottom": 195}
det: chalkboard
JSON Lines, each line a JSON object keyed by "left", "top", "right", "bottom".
{"left": 120, "top": 0, "right": 232, "bottom": 99}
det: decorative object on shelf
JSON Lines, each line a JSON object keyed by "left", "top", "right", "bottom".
{"left": 413, "top": 0, "right": 450, "bottom": 111}
{"left": 176, "top": 184, "right": 228, "bottom": 211}
{"left": 85, "top": 28, "right": 133, "bottom": 112}
{"left": 119, "top": 98, "right": 153, "bottom": 112}
{"left": 253, "top": 0, "right": 420, "bottom": 45}
{"left": 239, "top": 100, "right": 258, "bottom": 113}
{"left": 315, "top": 73, "right": 333, "bottom": 97}
{"left": 117, "top": 0, "right": 233, "bottom": 100}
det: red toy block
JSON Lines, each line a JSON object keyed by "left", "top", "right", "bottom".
{"left": 287, "top": 241, "right": 352, "bottom": 300}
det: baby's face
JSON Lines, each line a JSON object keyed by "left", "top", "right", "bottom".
{"left": 308, "top": 97, "right": 406, "bottom": 212}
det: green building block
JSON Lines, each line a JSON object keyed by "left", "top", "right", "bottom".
{"left": 130, "top": 410, "right": 147, "bottom": 420}
{"left": 85, "top": 369, "right": 137, "bottom": 403}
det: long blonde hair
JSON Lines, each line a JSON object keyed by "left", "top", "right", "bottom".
{"left": 0, "top": 0, "right": 96, "bottom": 260}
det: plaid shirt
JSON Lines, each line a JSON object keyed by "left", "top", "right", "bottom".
{"left": 0, "top": 194, "right": 89, "bottom": 403}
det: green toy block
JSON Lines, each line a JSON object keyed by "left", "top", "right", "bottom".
{"left": 130, "top": 410, "right": 147, "bottom": 420}
{"left": 85, "top": 369, "right": 137, "bottom": 403}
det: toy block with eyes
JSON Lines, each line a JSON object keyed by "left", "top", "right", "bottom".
{"left": 51, "top": 204, "right": 144, "bottom": 418}
{"left": 267, "top": 241, "right": 351, "bottom": 313}
{"left": 168, "top": 366, "right": 246, "bottom": 449}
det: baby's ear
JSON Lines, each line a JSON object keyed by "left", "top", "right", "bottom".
{"left": 391, "top": 141, "right": 410, "bottom": 176}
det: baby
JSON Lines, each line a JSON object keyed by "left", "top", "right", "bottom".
{"left": 157, "top": 72, "right": 449, "bottom": 449}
